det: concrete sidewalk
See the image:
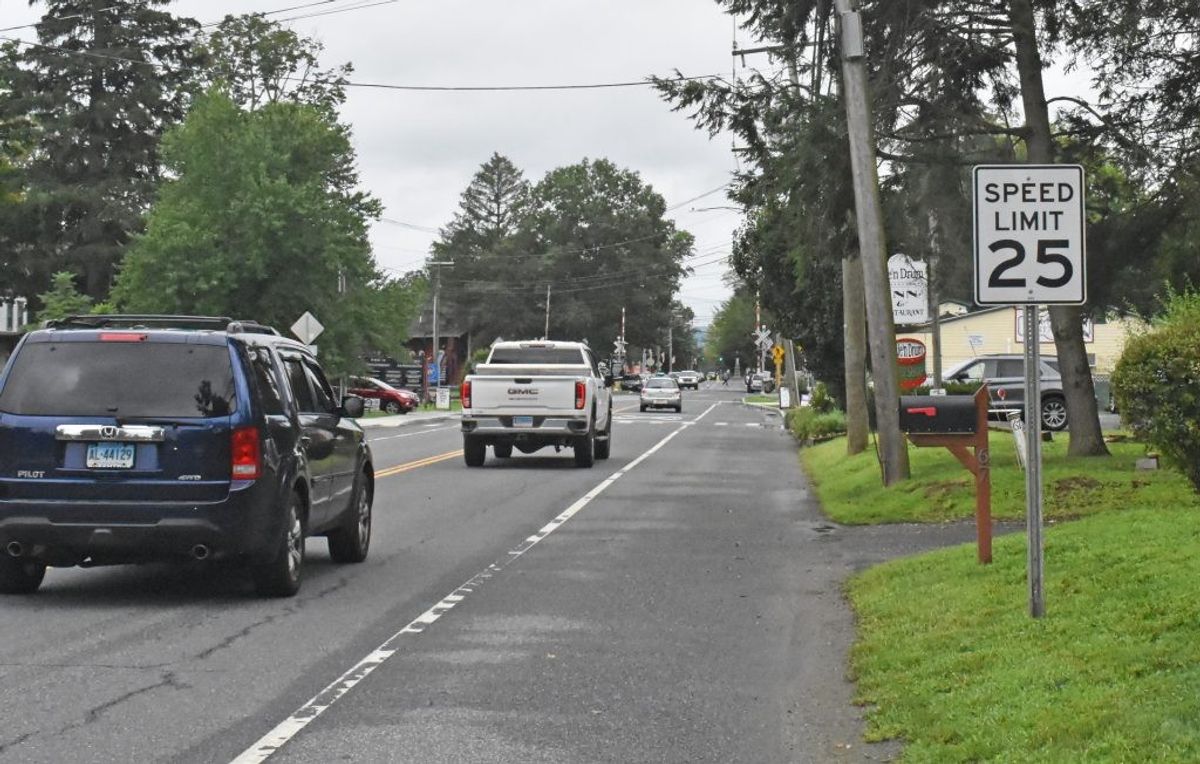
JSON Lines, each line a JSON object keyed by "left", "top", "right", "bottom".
{"left": 357, "top": 407, "right": 458, "bottom": 429}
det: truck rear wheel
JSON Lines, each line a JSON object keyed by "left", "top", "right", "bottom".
{"left": 574, "top": 429, "right": 595, "bottom": 468}
{"left": 464, "top": 436, "right": 486, "bottom": 467}
{"left": 595, "top": 408, "right": 612, "bottom": 460}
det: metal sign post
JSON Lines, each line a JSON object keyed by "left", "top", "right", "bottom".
{"left": 1023, "top": 307, "right": 1045, "bottom": 617}
{"left": 974, "top": 164, "right": 1086, "bottom": 619}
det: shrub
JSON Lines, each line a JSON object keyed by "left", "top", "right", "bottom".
{"left": 1111, "top": 289, "right": 1200, "bottom": 491}
{"left": 810, "top": 381, "right": 835, "bottom": 413}
{"left": 786, "top": 406, "right": 847, "bottom": 442}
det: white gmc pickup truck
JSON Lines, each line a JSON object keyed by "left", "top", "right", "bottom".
{"left": 459, "top": 340, "right": 613, "bottom": 467}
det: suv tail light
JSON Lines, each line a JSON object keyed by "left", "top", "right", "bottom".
{"left": 231, "top": 426, "right": 262, "bottom": 480}
{"left": 575, "top": 380, "right": 586, "bottom": 410}
{"left": 461, "top": 380, "right": 472, "bottom": 409}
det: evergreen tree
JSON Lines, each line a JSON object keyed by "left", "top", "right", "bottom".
{"left": 4, "top": 0, "right": 202, "bottom": 300}
{"left": 432, "top": 153, "right": 532, "bottom": 344}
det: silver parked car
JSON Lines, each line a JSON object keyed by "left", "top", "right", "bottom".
{"left": 944, "top": 354, "right": 1067, "bottom": 431}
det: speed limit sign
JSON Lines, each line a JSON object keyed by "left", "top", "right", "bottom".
{"left": 973, "top": 165, "right": 1086, "bottom": 305}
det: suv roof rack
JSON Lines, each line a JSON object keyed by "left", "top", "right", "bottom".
{"left": 45, "top": 314, "right": 279, "bottom": 335}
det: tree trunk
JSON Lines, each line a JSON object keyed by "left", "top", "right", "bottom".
{"left": 1008, "top": 0, "right": 1109, "bottom": 456}
{"left": 842, "top": 255, "right": 869, "bottom": 454}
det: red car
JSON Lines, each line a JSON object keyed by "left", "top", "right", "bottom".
{"left": 349, "top": 377, "right": 419, "bottom": 414}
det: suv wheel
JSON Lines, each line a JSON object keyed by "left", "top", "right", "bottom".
{"left": 384, "top": 400, "right": 402, "bottom": 414}
{"left": 1041, "top": 396, "right": 1068, "bottom": 431}
{"left": 253, "top": 490, "right": 305, "bottom": 597}
{"left": 328, "top": 471, "right": 372, "bottom": 563}
{"left": 464, "top": 436, "right": 486, "bottom": 467}
{"left": 0, "top": 556, "right": 46, "bottom": 594}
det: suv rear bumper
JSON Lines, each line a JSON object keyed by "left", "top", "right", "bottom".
{"left": 0, "top": 481, "right": 283, "bottom": 565}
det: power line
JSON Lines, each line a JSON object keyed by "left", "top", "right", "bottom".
{"left": 337, "top": 73, "right": 721, "bottom": 93}
{"left": 0, "top": 31, "right": 723, "bottom": 95}
{"left": 664, "top": 183, "right": 730, "bottom": 212}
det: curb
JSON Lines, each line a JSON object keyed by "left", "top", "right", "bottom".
{"left": 359, "top": 412, "right": 458, "bottom": 429}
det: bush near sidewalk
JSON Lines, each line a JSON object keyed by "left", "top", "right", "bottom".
{"left": 785, "top": 407, "right": 847, "bottom": 442}
{"left": 849, "top": 504, "right": 1200, "bottom": 762}
{"left": 1112, "top": 288, "right": 1200, "bottom": 491}
{"left": 801, "top": 434, "right": 1180, "bottom": 524}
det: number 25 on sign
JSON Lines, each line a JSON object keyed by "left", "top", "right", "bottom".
{"left": 973, "top": 165, "right": 1086, "bottom": 306}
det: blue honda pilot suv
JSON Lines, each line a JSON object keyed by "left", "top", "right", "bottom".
{"left": 0, "top": 315, "right": 373, "bottom": 597}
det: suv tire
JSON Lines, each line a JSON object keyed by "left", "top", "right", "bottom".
{"left": 0, "top": 556, "right": 46, "bottom": 594}
{"left": 464, "top": 436, "right": 486, "bottom": 467}
{"left": 1041, "top": 395, "right": 1069, "bottom": 432}
{"left": 384, "top": 400, "right": 402, "bottom": 414}
{"left": 253, "top": 490, "right": 305, "bottom": 597}
{"left": 328, "top": 471, "right": 372, "bottom": 564}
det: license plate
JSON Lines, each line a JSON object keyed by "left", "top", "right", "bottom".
{"left": 86, "top": 443, "right": 136, "bottom": 469}
{"left": 512, "top": 416, "right": 534, "bottom": 428}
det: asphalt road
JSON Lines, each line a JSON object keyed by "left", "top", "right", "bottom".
{"left": 0, "top": 386, "right": 982, "bottom": 763}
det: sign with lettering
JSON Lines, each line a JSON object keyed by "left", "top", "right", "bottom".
{"left": 973, "top": 165, "right": 1086, "bottom": 305}
{"left": 896, "top": 337, "right": 928, "bottom": 390}
{"left": 888, "top": 254, "right": 929, "bottom": 323}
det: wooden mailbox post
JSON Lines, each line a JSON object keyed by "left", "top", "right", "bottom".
{"left": 899, "top": 386, "right": 992, "bottom": 564}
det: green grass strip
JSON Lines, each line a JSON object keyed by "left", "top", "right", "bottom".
{"left": 849, "top": 506, "right": 1200, "bottom": 761}
{"left": 801, "top": 434, "right": 1183, "bottom": 525}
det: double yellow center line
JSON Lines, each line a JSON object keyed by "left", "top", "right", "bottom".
{"left": 374, "top": 449, "right": 462, "bottom": 479}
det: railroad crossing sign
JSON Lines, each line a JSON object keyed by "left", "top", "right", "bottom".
{"left": 613, "top": 338, "right": 627, "bottom": 356}
{"left": 973, "top": 165, "right": 1086, "bottom": 305}
{"left": 290, "top": 311, "right": 324, "bottom": 345}
{"left": 754, "top": 326, "right": 773, "bottom": 350}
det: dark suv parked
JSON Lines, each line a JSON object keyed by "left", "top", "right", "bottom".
{"left": 0, "top": 315, "right": 373, "bottom": 597}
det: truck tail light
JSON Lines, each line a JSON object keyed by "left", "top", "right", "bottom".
{"left": 231, "top": 426, "right": 262, "bottom": 480}
{"left": 99, "top": 332, "right": 147, "bottom": 342}
{"left": 461, "top": 380, "right": 472, "bottom": 409}
{"left": 575, "top": 381, "right": 586, "bottom": 410}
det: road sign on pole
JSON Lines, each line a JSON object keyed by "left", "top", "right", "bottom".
{"left": 973, "top": 165, "right": 1086, "bottom": 306}
{"left": 290, "top": 311, "right": 324, "bottom": 345}
{"left": 974, "top": 164, "right": 1086, "bottom": 619}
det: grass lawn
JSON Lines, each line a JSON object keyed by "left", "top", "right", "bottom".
{"left": 801, "top": 433, "right": 1182, "bottom": 524}
{"left": 744, "top": 394, "right": 776, "bottom": 404}
{"left": 803, "top": 434, "right": 1200, "bottom": 759}
{"left": 849, "top": 504, "right": 1200, "bottom": 761}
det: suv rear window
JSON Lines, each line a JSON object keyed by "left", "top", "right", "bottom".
{"left": 488, "top": 347, "right": 586, "bottom": 364}
{"left": 0, "top": 341, "right": 238, "bottom": 418}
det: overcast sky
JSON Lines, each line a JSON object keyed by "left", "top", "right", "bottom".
{"left": 4, "top": 0, "right": 747, "bottom": 326}
{"left": 4, "top": 1, "right": 1094, "bottom": 328}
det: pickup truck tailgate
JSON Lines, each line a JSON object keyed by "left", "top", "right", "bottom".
{"left": 469, "top": 375, "right": 581, "bottom": 413}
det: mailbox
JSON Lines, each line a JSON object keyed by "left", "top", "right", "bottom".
{"left": 899, "top": 395, "right": 978, "bottom": 435}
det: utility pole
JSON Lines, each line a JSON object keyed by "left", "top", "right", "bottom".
{"left": 833, "top": 0, "right": 909, "bottom": 485}
{"left": 543, "top": 284, "right": 551, "bottom": 339}
{"left": 428, "top": 260, "right": 453, "bottom": 402}
{"left": 668, "top": 323, "right": 673, "bottom": 373}
{"left": 755, "top": 292, "right": 766, "bottom": 373}
{"left": 928, "top": 211, "right": 943, "bottom": 388}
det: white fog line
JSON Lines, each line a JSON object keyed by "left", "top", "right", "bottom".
{"left": 230, "top": 405, "right": 714, "bottom": 764}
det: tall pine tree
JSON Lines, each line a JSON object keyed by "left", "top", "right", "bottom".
{"left": 6, "top": 0, "right": 202, "bottom": 299}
